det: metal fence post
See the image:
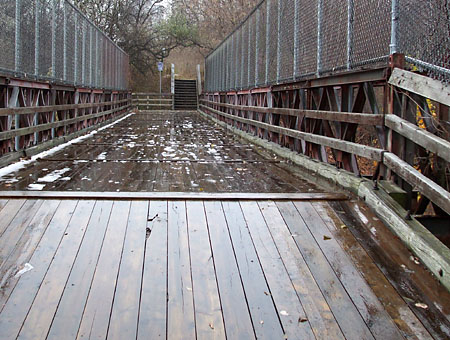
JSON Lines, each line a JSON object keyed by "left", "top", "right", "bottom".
{"left": 15, "top": 0, "right": 21, "bottom": 72}
{"left": 74, "top": 13, "right": 78, "bottom": 84}
{"left": 293, "top": 0, "right": 299, "bottom": 79}
{"left": 390, "top": 0, "right": 399, "bottom": 54}
{"left": 241, "top": 28, "right": 245, "bottom": 89}
{"left": 89, "top": 26, "right": 93, "bottom": 86}
{"left": 63, "top": 2, "right": 67, "bottom": 81}
{"left": 51, "top": 0, "right": 56, "bottom": 78}
{"left": 276, "top": 0, "right": 281, "bottom": 83}
{"left": 316, "top": 0, "right": 323, "bottom": 76}
{"left": 346, "top": 0, "right": 354, "bottom": 70}
{"left": 82, "top": 21, "right": 86, "bottom": 85}
{"left": 265, "top": 0, "right": 270, "bottom": 85}
{"left": 35, "top": 0, "right": 40, "bottom": 76}
{"left": 255, "top": 7, "right": 260, "bottom": 87}
{"left": 248, "top": 20, "right": 251, "bottom": 87}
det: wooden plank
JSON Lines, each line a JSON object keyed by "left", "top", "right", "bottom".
{"left": 0, "top": 200, "right": 44, "bottom": 269}
{"left": 0, "top": 99, "right": 129, "bottom": 116}
{"left": 46, "top": 200, "right": 114, "bottom": 340}
{"left": 385, "top": 114, "right": 450, "bottom": 163}
{"left": 221, "top": 201, "right": 284, "bottom": 339}
{"left": 167, "top": 201, "right": 196, "bottom": 340}
{"left": 293, "top": 201, "right": 403, "bottom": 339}
{"left": 200, "top": 105, "right": 383, "bottom": 161}
{"left": 257, "top": 201, "right": 345, "bottom": 339}
{"left": 383, "top": 152, "right": 450, "bottom": 216}
{"left": 77, "top": 201, "right": 131, "bottom": 339}
{"left": 276, "top": 201, "right": 375, "bottom": 340}
{"left": 313, "top": 201, "right": 433, "bottom": 340}
{"left": 0, "top": 191, "right": 348, "bottom": 201}
{"left": 0, "top": 199, "right": 8, "bottom": 211}
{"left": 16, "top": 200, "right": 95, "bottom": 340}
{"left": 0, "top": 200, "right": 60, "bottom": 307}
{"left": 389, "top": 68, "right": 450, "bottom": 107}
{"left": 108, "top": 200, "right": 148, "bottom": 340}
{"left": 0, "top": 199, "right": 26, "bottom": 237}
{"left": 185, "top": 200, "right": 226, "bottom": 340}
{"left": 0, "top": 200, "right": 78, "bottom": 337}
{"left": 137, "top": 200, "right": 168, "bottom": 339}
{"left": 239, "top": 201, "right": 315, "bottom": 340}
{"left": 204, "top": 201, "right": 255, "bottom": 339}
{"left": 201, "top": 99, "right": 385, "bottom": 125}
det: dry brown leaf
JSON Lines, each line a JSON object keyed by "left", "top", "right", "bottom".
{"left": 298, "top": 317, "right": 308, "bottom": 323}
{"left": 209, "top": 322, "right": 214, "bottom": 329}
{"left": 323, "top": 235, "right": 332, "bottom": 240}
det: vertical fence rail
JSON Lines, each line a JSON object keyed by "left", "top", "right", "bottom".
{"left": 0, "top": 0, "right": 129, "bottom": 90}
{"left": 205, "top": 0, "right": 450, "bottom": 92}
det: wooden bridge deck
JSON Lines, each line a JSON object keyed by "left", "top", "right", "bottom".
{"left": 0, "top": 112, "right": 449, "bottom": 340}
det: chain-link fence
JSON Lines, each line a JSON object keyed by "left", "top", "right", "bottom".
{"left": 205, "top": 0, "right": 450, "bottom": 92}
{"left": 0, "top": 0, "right": 129, "bottom": 90}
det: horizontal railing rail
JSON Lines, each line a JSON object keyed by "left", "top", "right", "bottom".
{"left": 132, "top": 93, "right": 174, "bottom": 111}
{"left": 200, "top": 67, "right": 450, "bottom": 217}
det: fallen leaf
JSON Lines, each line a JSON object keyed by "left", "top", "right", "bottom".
{"left": 323, "top": 235, "right": 332, "bottom": 240}
{"left": 298, "top": 317, "right": 308, "bottom": 323}
{"left": 280, "top": 310, "right": 289, "bottom": 316}
{"left": 264, "top": 291, "right": 270, "bottom": 296}
{"left": 340, "top": 224, "right": 348, "bottom": 229}
{"left": 415, "top": 302, "right": 428, "bottom": 309}
{"left": 14, "top": 263, "right": 34, "bottom": 278}
{"left": 209, "top": 323, "right": 214, "bottom": 329}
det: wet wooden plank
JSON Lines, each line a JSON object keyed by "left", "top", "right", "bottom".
{"left": 204, "top": 201, "right": 255, "bottom": 339}
{"left": 0, "top": 191, "right": 347, "bottom": 200}
{"left": 240, "top": 201, "right": 315, "bottom": 340}
{"left": 294, "top": 201, "right": 403, "bottom": 339}
{"left": 186, "top": 201, "right": 226, "bottom": 340}
{"left": 221, "top": 201, "right": 284, "bottom": 339}
{"left": 46, "top": 200, "right": 114, "bottom": 340}
{"left": 167, "top": 201, "right": 196, "bottom": 340}
{"left": 77, "top": 201, "right": 131, "bottom": 339}
{"left": 0, "top": 199, "right": 26, "bottom": 237}
{"left": 258, "top": 201, "right": 345, "bottom": 339}
{"left": 16, "top": 200, "right": 95, "bottom": 340}
{"left": 313, "top": 201, "right": 432, "bottom": 340}
{"left": 137, "top": 200, "right": 168, "bottom": 340}
{"left": 0, "top": 200, "right": 44, "bottom": 270}
{"left": 109, "top": 201, "right": 148, "bottom": 340}
{"left": 276, "top": 201, "right": 375, "bottom": 340}
{"left": 334, "top": 200, "right": 450, "bottom": 339}
{"left": 0, "top": 200, "right": 60, "bottom": 307}
{"left": 0, "top": 199, "right": 8, "bottom": 211}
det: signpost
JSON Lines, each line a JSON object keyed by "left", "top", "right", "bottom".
{"left": 157, "top": 61, "right": 163, "bottom": 95}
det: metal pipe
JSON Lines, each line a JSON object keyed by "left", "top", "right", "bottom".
{"left": 316, "top": 0, "right": 323, "bottom": 76}
{"left": 35, "top": 0, "right": 40, "bottom": 76}
{"left": 346, "top": 0, "right": 354, "bottom": 70}
{"left": 293, "top": 0, "right": 299, "bottom": 79}
{"left": 265, "top": 0, "right": 271, "bottom": 85}
{"left": 15, "top": 0, "right": 21, "bottom": 72}
{"left": 390, "top": 0, "right": 399, "bottom": 54}
{"left": 255, "top": 8, "right": 260, "bottom": 87}
{"left": 276, "top": 0, "right": 281, "bottom": 83}
{"left": 63, "top": 2, "right": 67, "bottom": 81}
{"left": 51, "top": 0, "right": 56, "bottom": 78}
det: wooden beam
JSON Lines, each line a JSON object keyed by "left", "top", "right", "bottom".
{"left": 385, "top": 114, "right": 450, "bottom": 163}
{"left": 389, "top": 68, "right": 450, "bottom": 107}
{"left": 0, "top": 105, "right": 130, "bottom": 142}
{"left": 383, "top": 153, "right": 450, "bottom": 216}
{"left": 200, "top": 105, "right": 383, "bottom": 161}
{"left": 0, "top": 99, "right": 130, "bottom": 116}
{"left": 200, "top": 99, "right": 384, "bottom": 125}
{"left": 0, "top": 192, "right": 348, "bottom": 201}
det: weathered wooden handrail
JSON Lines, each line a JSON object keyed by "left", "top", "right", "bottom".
{"left": 132, "top": 92, "right": 174, "bottom": 110}
{"left": 0, "top": 104, "right": 130, "bottom": 142}
{"left": 0, "top": 99, "right": 129, "bottom": 116}
{"left": 200, "top": 99, "right": 385, "bottom": 126}
{"left": 200, "top": 104, "right": 383, "bottom": 161}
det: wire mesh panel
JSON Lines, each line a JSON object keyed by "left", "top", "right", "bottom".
{"left": 352, "top": 0, "right": 391, "bottom": 68}
{"left": 248, "top": 14, "right": 256, "bottom": 88}
{"left": 278, "top": 0, "right": 295, "bottom": 82}
{"left": 296, "top": 0, "right": 318, "bottom": 78}
{"left": 266, "top": 0, "right": 278, "bottom": 84}
{"left": 0, "top": 0, "right": 128, "bottom": 90}
{"left": 398, "top": 0, "right": 450, "bottom": 83}
{"left": 320, "top": 0, "right": 348, "bottom": 74}
{"left": 257, "top": 3, "right": 267, "bottom": 86}
{"left": 241, "top": 22, "right": 249, "bottom": 89}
